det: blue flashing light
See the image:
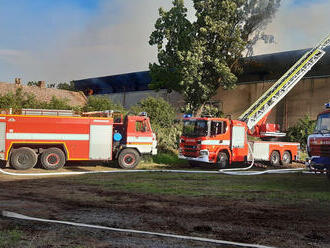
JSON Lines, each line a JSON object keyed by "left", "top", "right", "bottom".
{"left": 183, "top": 114, "right": 192, "bottom": 118}
{"left": 326, "top": 103, "right": 330, "bottom": 109}
{"left": 113, "top": 133, "right": 122, "bottom": 142}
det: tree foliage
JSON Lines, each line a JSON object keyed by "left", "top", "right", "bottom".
{"left": 28, "top": 81, "right": 77, "bottom": 91}
{"left": 56, "top": 81, "right": 76, "bottom": 91}
{"left": 181, "top": 102, "right": 223, "bottom": 117}
{"left": 82, "top": 96, "right": 124, "bottom": 112}
{"left": 129, "top": 97, "right": 176, "bottom": 128}
{"left": 287, "top": 116, "right": 316, "bottom": 148}
{"left": 130, "top": 97, "right": 180, "bottom": 153}
{"left": 149, "top": 0, "right": 280, "bottom": 115}
{"left": 0, "top": 88, "right": 73, "bottom": 110}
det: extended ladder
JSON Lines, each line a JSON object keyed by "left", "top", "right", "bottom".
{"left": 239, "top": 34, "right": 330, "bottom": 130}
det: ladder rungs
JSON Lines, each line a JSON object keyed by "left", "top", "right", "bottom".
{"left": 240, "top": 41, "right": 328, "bottom": 130}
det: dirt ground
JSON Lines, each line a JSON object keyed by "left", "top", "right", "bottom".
{"left": 0, "top": 164, "right": 329, "bottom": 248}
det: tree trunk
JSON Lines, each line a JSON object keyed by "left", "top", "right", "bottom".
{"left": 194, "top": 103, "right": 205, "bottom": 117}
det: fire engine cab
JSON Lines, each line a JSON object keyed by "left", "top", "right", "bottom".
{"left": 0, "top": 109, "right": 157, "bottom": 170}
{"left": 307, "top": 103, "right": 330, "bottom": 177}
{"left": 179, "top": 34, "right": 330, "bottom": 168}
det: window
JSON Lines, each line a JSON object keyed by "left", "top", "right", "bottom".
{"left": 315, "top": 113, "right": 330, "bottom": 133}
{"left": 182, "top": 120, "right": 208, "bottom": 137}
{"left": 136, "top": 120, "right": 149, "bottom": 132}
{"left": 210, "top": 121, "right": 226, "bottom": 136}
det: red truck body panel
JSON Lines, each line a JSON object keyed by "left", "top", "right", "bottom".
{"left": 1, "top": 114, "right": 113, "bottom": 161}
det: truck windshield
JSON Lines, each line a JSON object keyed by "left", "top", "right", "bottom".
{"left": 315, "top": 113, "right": 330, "bottom": 133}
{"left": 182, "top": 120, "right": 208, "bottom": 137}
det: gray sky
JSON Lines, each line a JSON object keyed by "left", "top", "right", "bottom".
{"left": 0, "top": 0, "right": 329, "bottom": 83}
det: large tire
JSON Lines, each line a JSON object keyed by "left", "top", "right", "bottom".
{"left": 40, "top": 148, "right": 66, "bottom": 170}
{"left": 281, "top": 151, "right": 292, "bottom": 166}
{"left": 216, "top": 152, "right": 229, "bottom": 169}
{"left": 10, "top": 147, "right": 38, "bottom": 170}
{"left": 118, "top": 149, "right": 140, "bottom": 169}
{"left": 270, "top": 151, "right": 280, "bottom": 166}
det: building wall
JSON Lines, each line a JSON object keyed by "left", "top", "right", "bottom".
{"left": 98, "top": 76, "right": 329, "bottom": 130}
{"left": 100, "top": 90, "right": 184, "bottom": 109}
{"left": 0, "top": 82, "right": 87, "bottom": 107}
{"left": 214, "top": 76, "right": 330, "bottom": 129}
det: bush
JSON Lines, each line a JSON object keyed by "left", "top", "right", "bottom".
{"left": 129, "top": 97, "right": 179, "bottom": 153}
{"left": 82, "top": 96, "right": 124, "bottom": 112}
{"left": 153, "top": 123, "right": 182, "bottom": 153}
{"left": 287, "top": 115, "right": 316, "bottom": 148}
{"left": 41, "top": 96, "right": 73, "bottom": 110}
{"left": 0, "top": 88, "right": 73, "bottom": 110}
{"left": 129, "top": 97, "right": 176, "bottom": 128}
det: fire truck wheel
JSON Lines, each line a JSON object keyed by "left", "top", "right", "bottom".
{"left": 40, "top": 148, "right": 66, "bottom": 170}
{"left": 118, "top": 149, "right": 140, "bottom": 169}
{"left": 10, "top": 147, "right": 38, "bottom": 170}
{"left": 281, "top": 151, "right": 292, "bottom": 166}
{"left": 270, "top": 151, "right": 280, "bottom": 166}
{"left": 217, "top": 152, "right": 229, "bottom": 169}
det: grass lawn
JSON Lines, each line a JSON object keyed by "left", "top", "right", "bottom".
{"left": 68, "top": 171, "right": 330, "bottom": 205}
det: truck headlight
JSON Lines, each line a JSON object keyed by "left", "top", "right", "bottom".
{"left": 200, "top": 150, "right": 209, "bottom": 156}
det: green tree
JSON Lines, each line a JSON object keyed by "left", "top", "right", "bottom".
{"left": 0, "top": 88, "right": 74, "bottom": 111}
{"left": 56, "top": 81, "right": 76, "bottom": 91}
{"left": 287, "top": 116, "right": 316, "bottom": 148}
{"left": 27, "top": 81, "right": 40, "bottom": 87}
{"left": 82, "top": 96, "right": 124, "bottom": 112}
{"left": 129, "top": 97, "right": 176, "bottom": 128}
{"left": 41, "top": 96, "right": 73, "bottom": 110}
{"left": 149, "top": 0, "right": 280, "bottom": 116}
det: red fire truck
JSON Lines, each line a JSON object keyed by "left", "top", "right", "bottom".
{"left": 179, "top": 116, "right": 300, "bottom": 167}
{"left": 307, "top": 103, "right": 330, "bottom": 179}
{"left": 179, "top": 34, "right": 330, "bottom": 168}
{"left": 0, "top": 109, "right": 157, "bottom": 170}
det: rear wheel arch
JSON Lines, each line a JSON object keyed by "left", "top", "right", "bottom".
{"left": 9, "top": 143, "right": 68, "bottom": 159}
{"left": 116, "top": 147, "right": 141, "bottom": 159}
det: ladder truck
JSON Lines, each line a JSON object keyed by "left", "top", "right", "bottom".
{"left": 0, "top": 109, "right": 157, "bottom": 170}
{"left": 179, "top": 34, "right": 330, "bottom": 168}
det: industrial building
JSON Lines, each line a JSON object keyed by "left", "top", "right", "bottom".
{"left": 74, "top": 47, "right": 330, "bottom": 129}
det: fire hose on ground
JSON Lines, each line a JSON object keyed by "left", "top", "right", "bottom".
{"left": 1, "top": 210, "right": 277, "bottom": 248}
{"left": 0, "top": 144, "right": 309, "bottom": 248}
{"left": 0, "top": 144, "right": 306, "bottom": 177}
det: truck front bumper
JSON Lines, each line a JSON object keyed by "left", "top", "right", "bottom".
{"left": 178, "top": 154, "right": 209, "bottom": 163}
{"left": 306, "top": 156, "right": 330, "bottom": 171}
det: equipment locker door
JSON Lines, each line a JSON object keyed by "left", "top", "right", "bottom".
{"left": 0, "top": 122, "right": 5, "bottom": 160}
{"left": 231, "top": 126, "right": 248, "bottom": 162}
{"left": 89, "top": 125, "right": 112, "bottom": 160}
